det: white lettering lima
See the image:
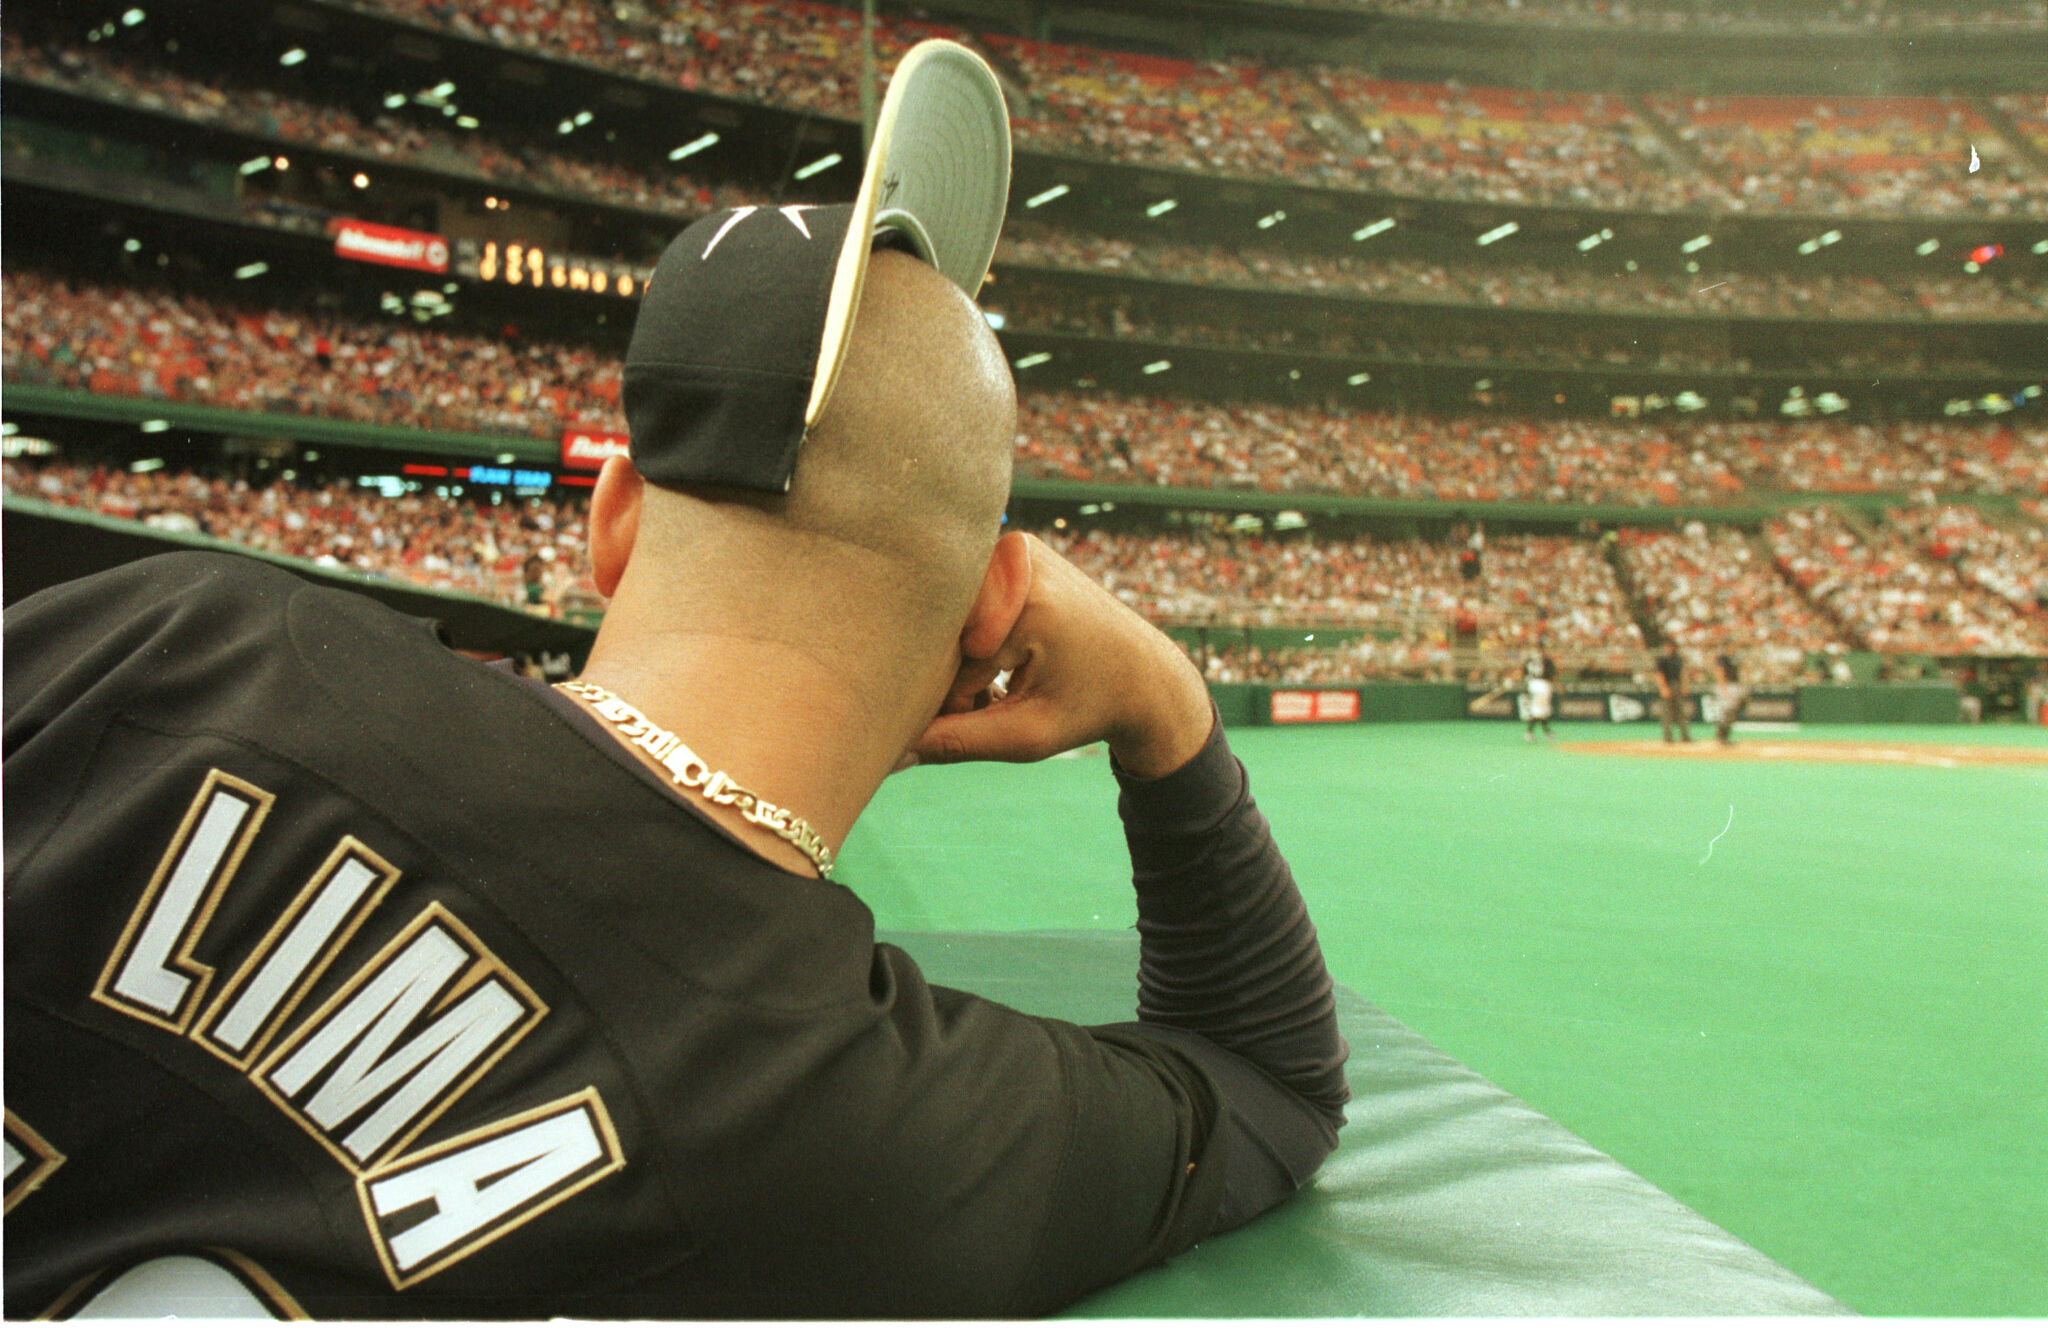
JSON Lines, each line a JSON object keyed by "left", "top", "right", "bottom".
{"left": 271, "top": 928, "right": 465, "bottom": 1103}
{"left": 209, "top": 854, "right": 386, "bottom": 1057}
{"left": 113, "top": 792, "right": 254, "bottom": 1017}
{"left": 269, "top": 926, "right": 528, "bottom": 1163}
{"left": 336, "top": 984, "right": 524, "bottom": 1162}
{"left": 370, "top": 1102, "right": 606, "bottom": 1274}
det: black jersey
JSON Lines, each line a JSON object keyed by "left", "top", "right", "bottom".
{"left": 5, "top": 553, "right": 1346, "bottom": 1318}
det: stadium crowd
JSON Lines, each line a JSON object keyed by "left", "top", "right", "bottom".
{"left": 996, "top": 223, "right": 2046, "bottom": 323}
{"left": 1302, "top": 0, "right": 2047, "bottom": 32}
{"left": 989, "top": 277, "right": 2008, "bottom": 376}
{"left": 299, "top": 0, "right": 2048, "bottom": 219}
{"left": 1616, "top": 522, "right": 1845, "bottom": 680}
{"left": 0, "top": 32, "right": 765, "bottom": 222}
{"left": 16, "top": 33, "right": 2043, "bottom": 326}
{"left": 2, "top": 456, "right": 598, "bottom": 613}
{"left": 13, "top": 454, "right": 2042, "bottom": 677}
{"left": 9, "top": 267, "right": 2045, "bottom": 505}
{"left": 1764, "top": 504, "right": 2047, "bottom": 654}
{"left": 1, "top": 270, "right": 624, "bottom": 439}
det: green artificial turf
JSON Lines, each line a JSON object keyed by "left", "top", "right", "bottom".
{"left": 837, "top": 720, "right": 2048, "bottom": 1317}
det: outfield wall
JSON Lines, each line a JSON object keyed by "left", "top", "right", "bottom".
{"left": 1211, "top": 681, "right": 1964, "bottom": 726}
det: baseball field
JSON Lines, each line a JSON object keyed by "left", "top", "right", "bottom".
{"left": 841, "top": 720, "right": 2048, "bottom": 1317}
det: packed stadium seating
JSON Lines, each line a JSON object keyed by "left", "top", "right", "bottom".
{"left": 995, "top": 222, "right": 2046, "bottom": 322}
{"left": 2, "top": 456, "right": 599, "bottom": 612}
{"left": 1763, "top": 503, "right": 2047, "bottom": 654}
{"left": 292, "top": 0, "right": 2048, "bottom": 216}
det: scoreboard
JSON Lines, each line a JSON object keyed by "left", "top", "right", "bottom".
{"left": 453, "top": 238, "right": 651, "bottom": 299}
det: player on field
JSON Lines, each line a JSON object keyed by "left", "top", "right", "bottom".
{"left": 1520, "top": 641, "right": 1558, "bottom": 742}
{"left": 2, "top": 44, "right": 1347, "bottom": 1319}
{"left": 1654, "top": 644, "right": 1691, "bottom": 744}
{"left": 1712, "top": 644, "right": 1746, "bottom": 746}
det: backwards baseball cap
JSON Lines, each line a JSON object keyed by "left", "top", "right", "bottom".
{"left": 622, "top": 39, "right": 1012, "bottom": 494}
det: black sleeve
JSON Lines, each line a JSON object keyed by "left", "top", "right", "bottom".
{"left": 1103, "top": 713, "right": 1351, "bottom": 1232}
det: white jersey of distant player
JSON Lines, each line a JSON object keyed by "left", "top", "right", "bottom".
{"left": 1520, "top": 654, "right": 1554, "bottom": 720}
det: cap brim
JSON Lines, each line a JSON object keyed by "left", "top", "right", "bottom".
{"left": 806, "top": 39, "right": 1011, "bottom": 428}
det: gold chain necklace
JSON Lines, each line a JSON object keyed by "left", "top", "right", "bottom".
{"left": 554, "top": 679, "right": 835, "bottom": 877}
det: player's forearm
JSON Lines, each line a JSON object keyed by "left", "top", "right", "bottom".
{"left": 1114, "top": 722, "right": 1350, "bottom": 1123}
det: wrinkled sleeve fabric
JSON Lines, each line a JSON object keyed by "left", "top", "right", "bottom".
{"left": 1110, "top": 715, "right": 1351, "bottom": 1229}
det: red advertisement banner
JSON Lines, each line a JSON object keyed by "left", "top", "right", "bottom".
{"left": 1270, "top": 690, "right": 1361, "bottom": 724}
{"left": 560, "top": 429, "right": 630, "bottom": 472}
{"left": 331, "top": 220, "right": 450, "bottom": 273}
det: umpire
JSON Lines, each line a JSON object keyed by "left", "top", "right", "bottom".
{"left": 4, "top": 42, "right": 1348, "bottom": 1318}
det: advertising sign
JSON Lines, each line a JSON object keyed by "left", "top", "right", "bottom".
{"left": 1271, "top": 690, "right": 1361, "bottom": 724}
{"left": 561, "top": 429, "right": 630, "bottom": 472}
{"left": 331, "top": 220, "right": 450, "bottom": 273}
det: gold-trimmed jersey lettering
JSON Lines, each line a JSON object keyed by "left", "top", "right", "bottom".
{"left": 255, "top": 905, "right": 545, "bottom": 1169}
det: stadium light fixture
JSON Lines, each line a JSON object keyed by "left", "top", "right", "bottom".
{"left": 383, "top": 92, "right": 407, "bottom": 109}
{"left": 239, "top": 156, "right": 273, "bottom": 175}
{"left": 1142, "top": 360, "right": 1172, "bottom": 375}
{"left": 1575, "top": 232, "right": 1605, "bottom": 251}
{"left": 1681, "top": 234, "right": 1712, "bottom": 254}
{"left": 442, "top": 104, "right": 458, "bottom": 117}
{"left": 557, "top": 119, "right": 576, "bottom": 135}
{"left": 1797, "top": 238, "right": 1821, "bottom": 255}
{"left": 1916, "top": 238, "right": 1940, "bottom": 256}
{"left": 132, "top": 457, "right": 166, "bottom": 471}
{"left": 1352, "top": 218, "right": 1396, "bottom": 242}
{"left": 982, "top": 311, "right": 1005, "bottom": 330}
{"left": 2033, "top": 239, "right": 2048, "bottom": 255}
{"left": 456, "top": 115, "right": 478, "bottom": 129}
{"left": 122, "top": 8, "right": 146, "bottom": 24}
{"left": 1146, "top": 199, "right": 1177, "bottom": 218}
{"left": 279, "top": 48, "right": 306, "bottom": 66}
{"left": 1347, "top": 371, "right": 1372, "bottom": 385}
{"left": 1820, "top": 230, "right": 1842, "bottom": 246}
{"left": 1964, "top": 261, "right": 1981, "bottom": 274}
{"left": 573, "top": 110, "right": 595, "bottom": 127}
{"left": 273, "top": 156, "right": 289, "bottom": 171}
{"left": 1256, "top": 210, "right": 1286, "bottom": 230}
{"left": 123, "top": 237, "right": 142, "bottom": 252}
{"left": 1476, "top": 221, "right": 1519, "bottom": 246}
{"left": 793, "top": 152, "right": 843, "bottom": 181}
{"left": 352, "top": 172, "right": 370, "bottom": 188}
{"left": 496, "top": 452, "right": 517, "bottom": 465}
{"left": 1024, "top": 184, "right": 1070, "bottom": 209}
{"left": 138, "top": 421, "right": 169, "bottom": 435}
{"left": 234, "top": 262, "right": 270, "bottom": 280}
{"left": 1012, "top": 352, "right": 1052, "bottom": 369}
{"left": 432, "top": 81, "right": 457, "bottom": 98}
{"left": 670, "top": 132, "right": 719, "bottom": 161}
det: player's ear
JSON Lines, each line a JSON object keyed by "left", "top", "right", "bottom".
{"left": 960, "top": 529, "right": 1031, "bottom": 661}
{"left": 589, "top": 454, "right": 644, "bottom": 599}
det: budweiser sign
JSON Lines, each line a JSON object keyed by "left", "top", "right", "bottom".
{"left": 331, "top": 220, "right": 450, "bottom": 273}
{"left": 561, "top": 428, "right": 630, "bottom": 471}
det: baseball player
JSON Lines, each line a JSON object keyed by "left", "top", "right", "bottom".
{"left": 1654, "top": 643, "right": 1691, "bottom": 744}
{"left": 3, "top": 43, "right": 1348, "bottom": 1318}
{"left": 1712, "top": 644, "right": 1746, "bottom": 746}
{"left": 1520, "top": 641, "right": 1558, "bottom": 742}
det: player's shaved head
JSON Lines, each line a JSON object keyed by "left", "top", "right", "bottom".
{"left": 620, "top": 248, "right": 1017, "bottom": 644}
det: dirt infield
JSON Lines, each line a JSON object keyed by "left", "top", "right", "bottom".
{"left": 1560, "top": 739, "right": 2048, "bottom": 768}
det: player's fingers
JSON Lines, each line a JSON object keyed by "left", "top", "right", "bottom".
{"left": 911, "top": 697, "right": 1065, "bottom": 766}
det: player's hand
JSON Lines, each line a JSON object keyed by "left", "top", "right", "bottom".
{"left": 909, "top": 532, "right": 1214, "bottom": 780}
